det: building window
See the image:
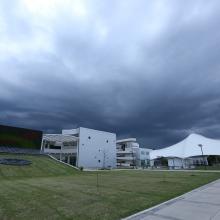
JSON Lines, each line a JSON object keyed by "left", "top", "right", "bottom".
{"left": 98, "top": 160, "right": 101, "bottom": 163}
{"left": 122, "top": 144, "right": 126, "bottom": 151}
{"left": 88, "top": 136, "right": 91, "bottom": 139}
{"left": 49, "top": 145, "right": 61, "bottom": 150}
{"left": 106, "top": 140, "right": 109, "bottom": 143}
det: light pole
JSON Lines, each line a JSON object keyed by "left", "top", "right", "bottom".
{"left": 198, "top": 144, "right": 206, "bottom": 169}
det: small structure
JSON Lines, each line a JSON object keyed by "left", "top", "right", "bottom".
{"left": 167, "top": 156, "right": 208, "bottom": 169}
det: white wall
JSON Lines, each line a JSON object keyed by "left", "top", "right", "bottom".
{"left": 63, "top": 127, "right": 116, "bottom": 169}
{"left": 168, "top": 158, "right": 183, "bottom": 169}
{"left": 138, "top": 148, "right": 152, "bottom": 160}
{"left": 135, "top": 148, "right": 152, "bottom": 167}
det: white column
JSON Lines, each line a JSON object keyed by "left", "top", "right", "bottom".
{"left": 60, "top": 143, "right": 63, "bottom": 161}
{"left": 76, "top": 140, "right": 79, "bottom": 167}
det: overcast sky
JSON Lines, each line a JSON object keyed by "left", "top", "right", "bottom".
{"left": 0, "top": 0, "right": 220, "bottom": 148}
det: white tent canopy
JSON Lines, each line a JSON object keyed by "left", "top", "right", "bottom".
{"left": 150, "top": 133, "right": 220, "bottom": 160}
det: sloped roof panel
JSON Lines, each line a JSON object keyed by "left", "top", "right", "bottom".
{"left": 150, "top": 134, "right": 220, "bottom": 159}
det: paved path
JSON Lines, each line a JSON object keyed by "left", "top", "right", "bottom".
{"left": 85, "top": 168, "right": 220, "bottom": 172}
{"left": 123, "top": 179, "right": 220, "bottom": 220}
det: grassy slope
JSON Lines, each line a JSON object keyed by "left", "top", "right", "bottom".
{"left": 0, "top": 153, "right": 78, "bottom": 178}
{"left": 0, "top": 153, "right": 220, "bottom": 220}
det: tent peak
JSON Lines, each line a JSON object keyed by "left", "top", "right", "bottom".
{"left": 187, "top": 133, "right": 205, "bottom": 139}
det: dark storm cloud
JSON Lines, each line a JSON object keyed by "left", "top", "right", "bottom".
{"left": 1, "top": 0, "right": 220, "bottom": 148}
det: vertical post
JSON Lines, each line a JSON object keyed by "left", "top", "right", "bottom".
{"left": 181, "top": 159, "right": 184, "bottom": 169}
{"left": 40, "top": 138, "right": 44, "bottom": 152}
{"left": 76, "top": 139, "right": 79, "bottom": 167}
{"left": 96, "top": 172, "right": 99, "bottom": 193}
{"left": 132, "top": 149, "right": 136, "bottom": 169}
{"left": 60, "top": 143, "right": 63, "bottom": 161}
{"left": 103, "top": 149, "right": 106, "bottom": 169}
{"left": 198, "top": 144, "right": 206, "bottom": 170}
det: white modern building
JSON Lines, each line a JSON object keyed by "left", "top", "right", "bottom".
{"left": 116, "top": 138, "right": 139, "bottom": 168}
{"left": 116, "top": 138, "right": 152, "bottom": 168}
{"left": 150, "top": 133, "right": 220, "bottom": 169}
{"left": 42, "top": 127, "right": 116, "bottom": 169}
{"left": 136, "top": 147, "right": 152, "bottom": 167}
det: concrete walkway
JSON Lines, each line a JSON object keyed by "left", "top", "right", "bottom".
{"left": 123, "top": 179, "right": 220, "bottom": 220}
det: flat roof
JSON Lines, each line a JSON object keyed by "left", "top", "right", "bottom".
{"left": 116, "top": 138, "right": 137, "bottom": 144}
{"left": 43, "top": 134, "right": 78, "bottom": 143}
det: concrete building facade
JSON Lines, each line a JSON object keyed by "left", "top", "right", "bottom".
{"left": 116, "top": 138, "right": 152, "bottom": 168}
{"left": 41, "top": 134, "right": 78, "bottom": 165}
{"left": 62, "top": 127, "right": 116, "bottom": 169}
{"left": 136, "top": 147, "right": 152, "bottom": 168}
{"left": 116, "top": 138, "right": 139, "bottom": 168}
{"left": 42, "top": 127, "right": 116, "bottom": 169}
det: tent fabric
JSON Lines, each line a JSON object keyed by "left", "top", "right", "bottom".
{"left": 150, "top": 134, "right": 220, "bottom": 160}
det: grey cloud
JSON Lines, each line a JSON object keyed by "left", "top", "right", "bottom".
{"left": 1, "top": 0, "right": 220, "bottom": 148}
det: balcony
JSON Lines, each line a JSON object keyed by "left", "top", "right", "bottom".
{"left": 117, "top": 156, "right": 134, "bottom": 161}
{"left": 117, "top": 150, "right": 133, "bottom": 154}
{"left": 117, "top": 163, "right": 132, "bottom": 167}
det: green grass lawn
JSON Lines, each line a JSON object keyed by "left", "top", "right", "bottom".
{"left": 193, "top": 165, "right": 220, "bottom": 170}
{"left": 1, "top": 153, "right": 220, "bottom": 220}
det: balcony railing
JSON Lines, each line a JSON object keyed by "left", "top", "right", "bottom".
{"left": 44, "top": 147, "right": 77, "bottom": 154}
{"left": 117, "top": 150, "right": 133, "bottom": 154}
{"left": 117, "top": 156, "right": 135, "bottom": 161}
